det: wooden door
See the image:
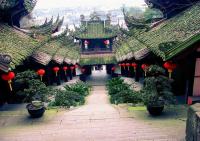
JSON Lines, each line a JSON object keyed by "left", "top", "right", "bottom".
{"left": 193, "top": 58, "right": 200, "bottom": 96}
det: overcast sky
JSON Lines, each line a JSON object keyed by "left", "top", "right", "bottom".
{"left": 35, "top": 0, "right": 146, "bottom": 9}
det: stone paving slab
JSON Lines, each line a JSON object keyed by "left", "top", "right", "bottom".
{"left": 0, "top": 86, "right": 185, "bottom": 141}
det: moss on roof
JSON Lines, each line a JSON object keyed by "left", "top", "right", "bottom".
{"left": 117, "top": 3, "right": 200, "bottom": 61}
{"left": 136, "top": 3, "right": 200, "bottom": 60}
{"left": 0, "top": 24, "right": 39, "bottom": 68}
{"left": 80, "top": 54, "right": 116, "bottom": 66}
{"left": 75, "top": 21, "right": 117, "bottom": 39}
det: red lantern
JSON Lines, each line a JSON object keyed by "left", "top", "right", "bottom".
{"left": 111, "top": 67, "right": 116, "bottom": 71}
{"left": 63, "top": 66, "right": 68, "bottom": 75}
{"left": 163, "top": 61, "right": 177, "bottom": 79}
{"left": 187, "top": 97, "right": 193, "bottom": 105}
{"left": 53, "top": 67, "right": 60, "bottom": 76}
{"left": 126, "top": 63, "right": 131, "bottom": 71}
{"left": 1, "top": 71, "right": 15, "bottom": 91}
{"left": 131, "top": 63, "right": 137, "bottom": 72}
{"left": 70, "top": 66, "right": 75, "bottom": 70}
{"left": 81, "top": 68, "right": 85, "bottom": 73}
{"left": 37, "top": 69, "right": 45, "bottom": 81}
{"left": 75, "top": 64, "right": 79, "bottom": 68}
{"left": 84, "top": 40, "right": 89, "bottom": 45}
{"left": 121, "top": 63, "right": 126, "bottom": 69}
{"left": 141, "top": 64, "right": 149, "bottom": 77}
{"left": 104, "top": 40, "right": 110, "bottom": 45}
{"left": 84, "top": 40, "right": 89, "bottom": 49}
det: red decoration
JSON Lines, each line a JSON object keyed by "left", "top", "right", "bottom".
{"left": 63, "top": 66, "right": 68, "bottom": 75}
{"left": 118, "top": 64, "right": 122, "bottom": 67}
{"left": 37, "top": 69, "right": 45, "bottom": 81}
{"left": 70, "top": 66, "right": 75, "bottom": 70}
{"left": 84, "top": 40, "right": 89, "bottom": 49}
{"left": 104, "top": 40, "right": 110, "bottom": 45}
{"left": 1, "top": 71, "right": 15, "bottom": 91}
{"left": 81, "top": 68, "right": 85, "bottom": 73}
{"left": 131, "top": 63, "right": 137, "bottom": 72}
{"left": 84, "top": 40, "right": 89, "bottom": 45}
{"left": 163, "top": 61, "right": 177, "bottom": 78}
{"left": 63, "top": 66, "right": 68, "bottom": 71}
{"left": 111, "top": 67, "right": 116, "bottom": 71}
{"left": 75, "top": 64, "right": 79, "bottom": 68}
{"left": 187, "top": 97, "right": 193, "bottom": 105}
{"left": 126, "top": 63, "right": 131, "bottom": 71}
{"left": 53, "top": 67, "right": 60, "bottom": 76}
{"left": 141, "top": 64, "right": 149, "bottom": 76}
{"left": 121, "top": 63, "right": 126, "bottom": 69}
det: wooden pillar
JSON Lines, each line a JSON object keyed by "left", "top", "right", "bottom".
{"left": 135, "top": 64, "right": 140, "bottom": 82}
{"left": 193, "top": 58, "right": 200, "bottom": 96}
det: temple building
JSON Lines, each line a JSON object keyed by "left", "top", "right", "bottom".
{"left": 74, "top": 12, "right": 118, "bottom": 67}
{"left": 117, "top": 1, "right": 200, "bottom": 103}
{"left": 0, "top": 0, "right": 200, "bottom": 104}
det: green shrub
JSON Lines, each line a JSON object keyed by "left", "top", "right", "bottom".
{"left": 108, "top": 83, "right": 130, "bottom": 96}
{"left": 110, "top": 89, "right": 142, "bottom": 104}
{"left": 52, "top": 90, "right": 85, "bottom": 107}
{"left": 64, "top": 81, "right": 91, "bottom": 96}
{"left": 141, "top": 65, "right": 175, "bottom": 107}
{"left": 106, "top": 77, "right": 141, "bottom": 104}
{"left": 51, "top": 82, "right": 91, "bottom": 107}
{"left": 21, "top": 79, "right": 52, "bottom": 102}
{"left": 106, "top": 77, "right": 124, "bottom": 88}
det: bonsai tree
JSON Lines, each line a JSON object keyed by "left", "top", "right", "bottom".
{"left": 141, "top": 65, "right": 175, "bottom": 115}
{"left": 23, "top": 79, "right": 51, "bottom": 102}
{"left": 14, "top": 70, "right": 37, "bottom": 90}
{"left": 24, "top": 79, "right": 53, "bottom": 118}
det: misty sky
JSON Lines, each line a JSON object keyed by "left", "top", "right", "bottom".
{"left": 35, "top": 0, "right": 146, "bottom": 10}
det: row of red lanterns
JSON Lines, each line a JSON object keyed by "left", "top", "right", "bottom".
{"left": 118, "top": 61, "right": 177, "bottom": 78}
{"left": 37, "top": 65, "right": 82, "bottom": 80}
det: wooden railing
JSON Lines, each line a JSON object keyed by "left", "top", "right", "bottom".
{"left": 81, "top": 48, "right": 113, "bottom": 54}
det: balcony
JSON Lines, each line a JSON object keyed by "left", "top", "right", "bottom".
{"left": 81, "top": 48, "right": 113, "bottom": 55}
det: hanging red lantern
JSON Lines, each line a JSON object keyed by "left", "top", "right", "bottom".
{"left": 187, "top": 97, "right": 193, "bottom": 105}
{"left": 131, "top": 63, "right": 137, "bottom": 72}
{"left": 1, "top": 71, "right": 15, "bottom": 91}
{"left": 141, "top": 64, "right": 149, "bottom": 77}
{"left": 81, "top": 68, "right": 85, "bottom": 73}
{"left": 53, "top": 67, "right": 60, "bottom": 77}
{"left": 84, "top": 40, "right": 89, "bottom": 49}
{"left": 104, "top": 40, "right": 110, "bottom": 45}
{"left": 75, "top": 64, "right": 79, "bottom": 68}
{"left": 63, "top": 66, "right": 68, "bottom": 75}
{"left": 70, "top": 66, "right": 75, "bottom": 70}
{"left": 163, "top": 61, "right": 177, "bottom": 79}
{"left": 126, "top": 63, "right": 131, "bottom": 71}
{"left": 121, "top": 63, "right": 126, "bottom": 69}
{"left": 111, "top": 67, "right": 116, "bottom": 71}
{"left": 37, "top": 69, "right": 45, "bottom": 81}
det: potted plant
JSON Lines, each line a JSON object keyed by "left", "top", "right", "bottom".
{"left": 142, "top": 65, "right": 175, "bottom": 116}
{"left": 26, "top": 101, "right": 45, "bottom": 118}
{"left": 23, "top": 79, "right": 51, "bottom": 118}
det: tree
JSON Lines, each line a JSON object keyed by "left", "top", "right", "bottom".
{"left": 143, "top": 8, "right": 163, "bottom": 20}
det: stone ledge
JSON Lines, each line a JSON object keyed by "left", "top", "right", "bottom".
{"left": 186, "top": 103, "right": 200, "bottom": 141}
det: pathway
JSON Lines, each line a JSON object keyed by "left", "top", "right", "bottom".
{"left": 0, "top": 68, "right": 185, "bottom": 141}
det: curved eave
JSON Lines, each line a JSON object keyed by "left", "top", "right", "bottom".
{"left": 164, "top": 33, "right": 200, "bottom": 61}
